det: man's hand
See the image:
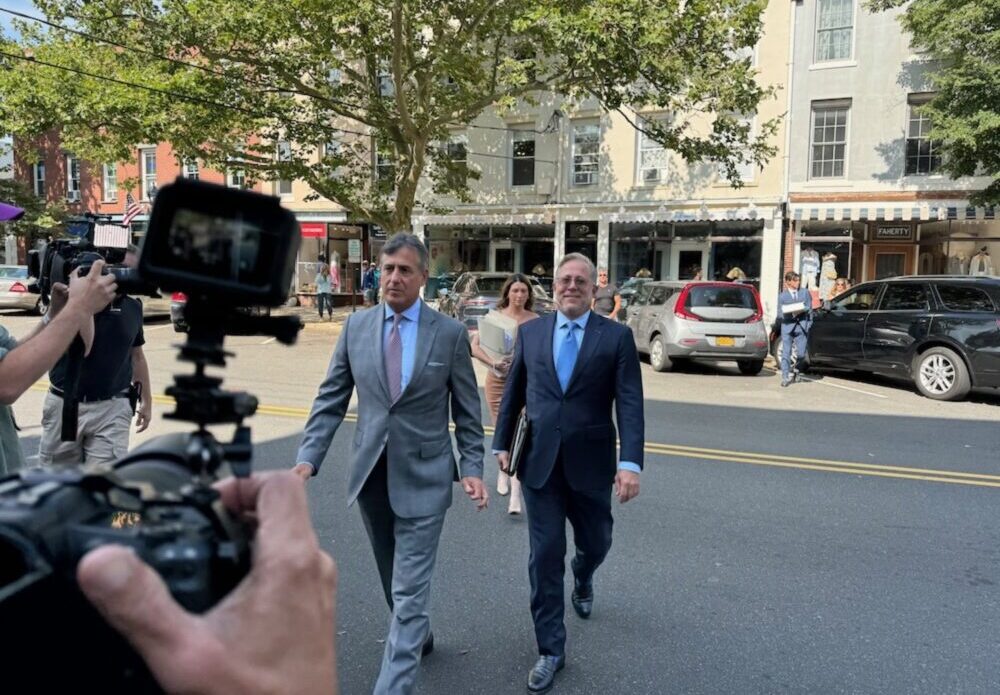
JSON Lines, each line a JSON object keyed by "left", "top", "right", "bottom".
{"left": 67, "top": 259, "right": 116, "bottom": 316}
{"left": 77, "top": 472, "right": 338, "bottom": 695}
{"left": 292, "top": 463, "right": 314, "bottom": 480}
{"left": 49, "top": 282, "right": 69, "bottom": 319}
{"left": 462, "top": 476, "right": 489, "bottom": 510}
{"left": 134, "top": 399, "right": 152, "bottom": 433}
{"left": 614, "top": 470, "right": 640, "bottom": 504}
{"left": 496, "top": 451, "right": 510, "bottom": 474}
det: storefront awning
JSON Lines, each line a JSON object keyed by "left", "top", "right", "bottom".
{"left": 608, "top": 204, "right": 773, "bottom": 224}
{"left": 789, "top": 202, "right": 996, "bottom": 223}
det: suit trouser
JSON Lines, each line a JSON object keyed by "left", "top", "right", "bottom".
{"left": 780, "top": 326, "right": 809, "bottom": 380}
{"left": 521, "top": 450, "right": 614, "bottom": 657}
{"left": 357, "top": 454, "right": 446, "bottom": 695}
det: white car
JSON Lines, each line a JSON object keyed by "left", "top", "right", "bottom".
{"left": 0, "top": 265, "right": 42, "bottom": 314}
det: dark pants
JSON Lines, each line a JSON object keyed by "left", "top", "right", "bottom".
{"left": 317, "top": 292, "right": 333, "bottom": 317}
{"left": 521, "top": 450, "right": 614, "bottom": 657}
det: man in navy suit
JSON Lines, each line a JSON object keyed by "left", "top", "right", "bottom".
{"left": 775, "top": 270, "right": 813, "bottom": 387}
{"left": 494, "top": 253, "right": 645, "bottom": 694}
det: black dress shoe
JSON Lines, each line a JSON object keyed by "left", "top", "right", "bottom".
{"left": 421, "top": 631, "right": 434, "bottom": 657}
{"left": 571, "top": 574, "right": 593, "bottom": 619}
{"left": 527, "top": 655, "right": 565, "bottom": 694}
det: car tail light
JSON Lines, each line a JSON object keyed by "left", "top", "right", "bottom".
{"left": 745, "top": 286, "right": 763, "bottom": 323}
{"left": 9, "top": 282, "right": 26, "bottom": 293}
{"left": 171, "top": 292, "right": 187, "bottom": 302}
{"left": 673, "top": 285, "right": 702, "bottom": 322}
{"left": 680, "top": 338, "right": 699, "bottom": 346}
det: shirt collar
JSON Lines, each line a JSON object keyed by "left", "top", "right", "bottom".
{"left": 556, "top": 310, "right": 591, "bottom": 330}
{"left": 385, "top": 298, "right": 422, "bottom": 322}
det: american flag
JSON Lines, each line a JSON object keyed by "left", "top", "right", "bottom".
{"left": 122, "top": 192, "right": 143, "bottom": 227}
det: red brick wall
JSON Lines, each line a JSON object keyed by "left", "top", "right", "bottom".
{"left": 13, "top": 131, "right": 260, "bottom": 218}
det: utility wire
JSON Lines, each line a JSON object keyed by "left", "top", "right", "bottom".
{"left": 0, "top": 6, "right": 558, "bottom": 144}
{"left": 0, "top": 48, "right": 559, "bottom": 167}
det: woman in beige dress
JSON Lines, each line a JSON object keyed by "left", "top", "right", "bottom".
{"left": 470, "top": 273, "right": 538, "bottom": 515}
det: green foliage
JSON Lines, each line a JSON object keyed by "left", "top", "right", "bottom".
{"left": 0, "top": 178, "right": 69, "bottom": 241}
{"left": 870, "top": 0, "right": 1000, "bottom": 205}
{"left": 0, "top": 0, "right": 778, "bottom": 231}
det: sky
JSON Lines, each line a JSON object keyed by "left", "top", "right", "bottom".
{"left": 0, "top": 0, "right": 38, "bottom": 39}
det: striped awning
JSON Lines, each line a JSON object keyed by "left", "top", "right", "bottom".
{"left": 609, "top": 204, "right": 766, "bottom": 224}
{"left": 789, "top": 202, "right": 996, "bottom": 223}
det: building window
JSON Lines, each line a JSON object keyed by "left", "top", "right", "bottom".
{"left": 905, "top": 95, "right": 941, "bottom": 176}
{"left": 227, "top": 168, "right": 246, "bottom": 189}
{"left": 511, "top": 130, "right": 535, "bottom": 187}
{"left": 637, "top": 120, "right": 668, "bottom": 185}
{"left": 374, "top": 139, "right": 395, "bottom": 191}
{"left": 65, "top": 155, "right": 81, "bottom": 201}
{"left": 32, "top": 161, "right": 45, "bottom": 197}
{"left": 140, "top": 149, "right": 157, "bottom": 200}
{"left": 810, "top": 101, "right": 849, "bottom": 178}
{"left": 102, "top": 163, "right": 118, "bottom": 202}
{"left": 717, "top": 115, "right": 756, "bottom": 183}
{"left": 276, "top": 141, "right": 293, "bottom": 196}
{"left": 815, "top": 0, "right": 853, "bottom": 63}
{"left": 377, "top": 67, "right": 394, "bottom": 97}
{"left": 182, "top": 159, "right": 199, "bottom": 180}
{"left": 442, "top": 136, "right": 468, "bottom": 188}
{"left": 571, "top": 122, "right": 600, "bottom": 187}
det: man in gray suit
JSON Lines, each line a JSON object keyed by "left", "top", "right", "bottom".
{"left": 294, "top": 232, "right": 487, "bottom": 695}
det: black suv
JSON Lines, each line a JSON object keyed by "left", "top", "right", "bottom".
{"left": 807, "top": 276, "right": 1000, "bottom": 401}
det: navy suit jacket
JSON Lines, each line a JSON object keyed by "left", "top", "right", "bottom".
{"left": 775, "top": 288, "right": 813, "bottom": 335}
{"left": 493, "top": 312, "right": 645, "bottom": 491}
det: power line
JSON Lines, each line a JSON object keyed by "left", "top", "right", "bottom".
{"left": 0, "top": 6, "right": 559, "bottom": 144}
{"left": 0, "top": 49, "right": 558, "bottom": 167}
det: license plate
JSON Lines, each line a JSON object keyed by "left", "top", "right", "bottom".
{"left": 715, "top": 336, "right": 735, "bottom": 347}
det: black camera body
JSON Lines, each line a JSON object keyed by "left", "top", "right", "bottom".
{"left": 28, "top": 215, "right": 158, "bottom": 303}
{"left": 0, "top": 180, "right": 302, "bottom": 693}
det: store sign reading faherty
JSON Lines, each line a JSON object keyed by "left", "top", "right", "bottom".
{"left": 874, "top": 225, "right": 913, "bottom": 241}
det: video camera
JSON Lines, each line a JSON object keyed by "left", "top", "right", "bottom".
{"left": 28, "top": 213, "right": 158, "bottom": 305}
{"left": 0, "top": 178, "right": 302, "bottom": 693}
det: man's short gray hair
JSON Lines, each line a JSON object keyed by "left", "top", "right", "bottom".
{"left": 381, "top": 232, "right": 429, "bottom": 271}
{"left": 556, "top": 253, "right": 597, "bottom": 283}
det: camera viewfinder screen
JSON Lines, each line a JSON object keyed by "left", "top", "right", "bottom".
{"left": 166, "top": 209, "right": 270, "bottom": 287}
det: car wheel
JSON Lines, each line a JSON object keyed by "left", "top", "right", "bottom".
{"left": 738, "top": 359, "right": 764, "bottom": 376}
{"left": 649, "top": 336, "right": 672, "bottom": 372}
{"left": 914, "top": 346, "right": 970, "bottom": 401}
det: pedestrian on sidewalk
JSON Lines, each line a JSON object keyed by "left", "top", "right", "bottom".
{"left": 470, "top": 273, "right": 538, "bottom": 515}
{"left": 775, "top": 271, "right": 813, "bottom": 387}
{"left": 591, "top": 268, "right": 621, "bottom": 322}
{"left": 316, "top": 264, "right": 334, "bottom": 320}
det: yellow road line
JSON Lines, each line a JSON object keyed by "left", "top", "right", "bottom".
{"left": 28, "top": 383, "right": 996, "bottom": 489}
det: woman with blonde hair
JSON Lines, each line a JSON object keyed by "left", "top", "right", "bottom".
{"left": 470, "top": 274, "right": 538, "bottom": 515}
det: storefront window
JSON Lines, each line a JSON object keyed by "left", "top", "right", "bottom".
{"left": 917, "top": 221, "right": 949, "bottom": 274}
{"left": 945, "top": 221, "right": 1000, "bottom": 277}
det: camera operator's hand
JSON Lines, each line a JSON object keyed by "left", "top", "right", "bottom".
{"left": 77, "top": 472, "right": 338, "bottom": 695}
{"left": 68, "top": 258, "right": 117, "bottom": 315}
{"left": 49, "top": 281, "right": 70, "bottom": 318}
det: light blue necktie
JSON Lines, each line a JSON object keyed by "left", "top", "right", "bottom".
{"left": 556, "top": 322, "right": 579, "bottom": 392}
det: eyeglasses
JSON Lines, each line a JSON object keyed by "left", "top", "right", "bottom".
{"left": 556, "top": 276, "right": 591, "bottom": 288}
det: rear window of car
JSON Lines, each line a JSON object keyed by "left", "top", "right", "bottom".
{"left": 473, "top": 278, "right": 508, "bottom": 293}
{"left": 685, "top": 285, "right": 756, "bottom": 310}
{"left": 0, "top": 267, "right": 27, "bottom": 279}
{"left": 936, "top": 284, "right": 996, "bottom": 312}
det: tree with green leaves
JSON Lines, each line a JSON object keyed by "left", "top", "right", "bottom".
{"left": 0, "top": 178, "right": 68, "bottom": 244}
{"left": 0, "top": 0, "right": 778, "bottom": 232}
{"left": 870, "top": 0, "right": 1000, "bottom": 205}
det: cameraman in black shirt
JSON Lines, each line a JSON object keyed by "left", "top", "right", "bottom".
{"left": 38, "top": 287, "right": 151, "bottom": 467}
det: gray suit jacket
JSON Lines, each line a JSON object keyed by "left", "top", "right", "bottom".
{"left": 296, "top": 302, "right": 485, "bottom": 518}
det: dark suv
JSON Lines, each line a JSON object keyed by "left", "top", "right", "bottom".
{"left": 807, "top": 276, "right": 1000, "bottom": 401}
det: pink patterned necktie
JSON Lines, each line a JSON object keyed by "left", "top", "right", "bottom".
{"left": 385, "top": 313, "right": 403, "bottom": 402}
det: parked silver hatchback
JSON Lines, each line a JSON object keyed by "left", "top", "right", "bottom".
{"left": 627, "top": 281, "right": 769, "bottom": 375}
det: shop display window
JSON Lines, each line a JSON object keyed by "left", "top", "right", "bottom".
{"left": 941, "top": 222, "right": 1000, "bottom": 277}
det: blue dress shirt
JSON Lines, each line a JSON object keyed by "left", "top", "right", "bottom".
{"left": 383, "top": 299, "right": 421, "bottom": 393}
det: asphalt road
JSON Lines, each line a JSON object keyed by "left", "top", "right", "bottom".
{"left": 3, "top": 308, "right": 1000, "bottom": 694}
